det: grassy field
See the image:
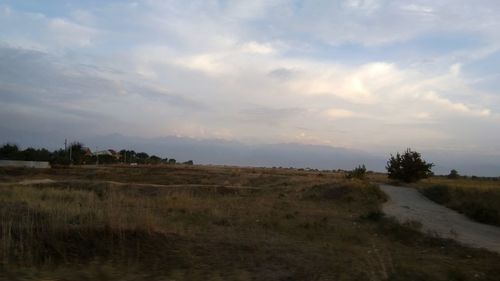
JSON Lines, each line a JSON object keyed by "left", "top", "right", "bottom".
{"left": 1, "top": 166, "right": 500, "bottom": 280}
{"left": 417, "top": 177, "right": 500, "bottom": 226}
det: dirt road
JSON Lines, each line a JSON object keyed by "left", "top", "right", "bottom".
{"left": 379, "top": 184, "right": 500, "bottom": 254}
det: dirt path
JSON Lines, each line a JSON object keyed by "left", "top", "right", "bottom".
{"left": 379, "top": 184, "right": 500, "bottom": 254}
{"left": 1, "top": 178, "right": 259, "bottom": 190}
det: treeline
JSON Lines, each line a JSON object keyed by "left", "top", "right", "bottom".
{"left": 0, "top": 143, "right": 194, "bottom": 166}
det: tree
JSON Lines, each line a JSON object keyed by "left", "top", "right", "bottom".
{"left": 386, "top": 148, "right": 434, "bottom": 183}
{"left": 120, "top": 150, "right": 137, "bottom": 163}
{"left": 69, "top": 142, "right": 85, "bottom": 164}
{"left": 136, "top": 152, "right": 149, "bottom": 164}
{"left": 448, "top": 169, "right": 460, "bottom": 179}
{"left": 0, "top": 143, "right": 20, "bottom": 159}
{"left": 50, "top": 149, "right": 70, "bottom": 165}
{"left": 22, "top": 147, "right": 50, "bottom": 161}
{"left": 149, "top": 155, "right": 161, "bottom": 164}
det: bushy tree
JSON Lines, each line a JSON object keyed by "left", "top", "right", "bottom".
{"left": 22, "top": 147, "right": 51, "bottom": 161}
{"left": 50, "top": 149, "right": 71, "bottom": 165}
{"left": 346, "top": 164, "right": 367, "bottom": 180}
{"left": 448, "top": 169, "right": 460, "bottom": 179}
{"left": 149, "top": 155, "right": 161, "bottom": 164}
{"left": 0, "top": 143, "right": 20, "bottom": 159}
{"left": 69, "top": 142, "right": 85, "bottom": 164}
{"left": 120, "top": 150, "right": 137, "bottom": 163}
{"left": 136, "top": 152, "right": 149, "bottom": 164}
{"left": 386, "top": 148, "right": 434, "bottom": 183}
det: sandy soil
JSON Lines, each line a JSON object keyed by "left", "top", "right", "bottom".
{"left": 0, "top": 178, "right": 56, "bottom": 185}
{"left": 380, "top": 184, "right": 500, "bottom": 254}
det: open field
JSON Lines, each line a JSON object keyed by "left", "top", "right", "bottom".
{"left": 1, "top": 166, "right": 500, "bottom": 280}
{"left": 416, "top": 177, "right": 500, "bottom": 226}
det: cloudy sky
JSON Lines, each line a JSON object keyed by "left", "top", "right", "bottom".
{"left": 1, "top": 0, "right": 500, "bottom": 165}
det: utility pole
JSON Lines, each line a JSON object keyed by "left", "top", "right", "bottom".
{"left": 64, "top": 139, "right": 67, "bottom": 150}
{"left": 96, "top": 146, "right": 99, "bottom": 166}
{"left": 69, "top": 145, "right": 72, "bottom": 164}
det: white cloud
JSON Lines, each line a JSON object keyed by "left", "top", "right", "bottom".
{"left": 421, "top": 91, "right": 491, "bottom": 117}
{"left": 1, "top": 1, "right": 500, "bottom": 154}
{"left": 174, "top": 53, "right": 226, "bottom": 75}
{"left": 415, "top": 112, "right": 431, "bottom": 119}
{"left": 0, "top": 6, "right": 99, "bottom": 49}
{"left": 224, "top": 0, "right": 285, "bottom": 20}
{"left": 325, "top": 108, "right": 357, "bottom": 119}
{"left": 285, "top": 62, "right": 401, "bottom": 104}
{"left": 344, "top": 0, "right": 381, "bottom": 12}
{"left": 450, "top": 63, "right": 462, "bottom": 76}
{"left": 401, "top": 4, "right": 435, "bottom": 15}
{"left": 48, "top": 18, "right": 98, "bottom": 47}
{"left": 240, "top": 41, "right": 275, "bottom": 55}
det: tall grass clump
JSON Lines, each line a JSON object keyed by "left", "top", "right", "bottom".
{"left": 0, "top": 183, "right": 172, "bottom": 268}
{"left": 420, "top": 183, "right": 500, "bottom": 226}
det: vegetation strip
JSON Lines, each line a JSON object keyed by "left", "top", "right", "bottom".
{"left": 1, "top": 166, "right": 500, "bottom": 280}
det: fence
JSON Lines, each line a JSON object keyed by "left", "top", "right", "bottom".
{"left": 0, "top": 160, "right": 51, "bottom": 169}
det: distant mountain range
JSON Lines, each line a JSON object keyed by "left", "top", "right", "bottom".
{"left": 81, "top": 133, "right": 385, "bottom": 171}
{"left": 82, "top": 134, "right": 500, "bottom": 177}
{"left": 1, "top": 129, "right": 499, "bottom": 177}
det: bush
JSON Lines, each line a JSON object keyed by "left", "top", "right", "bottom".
{"left": 448, "top": 169, "right": 460, "bottom": 179}
{"left": 460, "top": 203, "right": 499, "bottom": 224}
{"left": 421, "top": 185, "right": 451, "bottom": 204}
{"left": 345, "top": 164, "right": 367, "bottom": 180}
{"left": 386, "top": 149, "right": 434, "bottom": 183}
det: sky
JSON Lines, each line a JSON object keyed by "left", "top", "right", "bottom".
{"left": 1, "top": 0, "right": 500, "bottom": 173}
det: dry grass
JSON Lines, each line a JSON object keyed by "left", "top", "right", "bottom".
{"left": 417, "top": 177, "right": 500, "bottom": 226}
{"left": 1, "top": 166, "right": 500, "bottom": 280}
{"left": 419, "top": 177, "right": 500, "bottom": 190}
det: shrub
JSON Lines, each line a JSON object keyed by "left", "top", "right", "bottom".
{"left": 386, "top": 149, "right": 434, "bottom": 183}
{"left": 421, "top": 185, "right": 451, "bottom": 204}
{"left": 345, "top": 164, "right": 367, "bottom": 180}
{"left": 448, "top": 169, "right": 460, "bottom": 179}
{"left": 459, "top": 203, "right": 499, "bottom": 225}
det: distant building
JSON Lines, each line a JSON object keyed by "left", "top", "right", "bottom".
{"left": 94, "top": 149, "right": 121, "bottom": 160}
{"left": 94, "top": 150, "right": 112, "bottom": 156}
{"left": 108, "top": 149, "right": 120, "bottom": 159}
{"left": 82, "top": 147, "right": 93, "bottom": 157}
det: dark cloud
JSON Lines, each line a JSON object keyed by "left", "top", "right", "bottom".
{"left": 0, "top": 44, "right": 215, "bottom": 149}
{"left": 268, "top": 68, "right": 296, "bottom": 81}
{"left": 126, "top": 84, "right": 208, "bottom": 110}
